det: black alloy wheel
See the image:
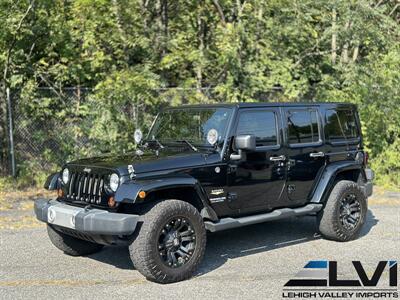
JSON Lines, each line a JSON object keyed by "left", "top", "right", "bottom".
{"left": 158, "top": 217, "right": 196, "bottom": 268}
{"left": 129, "top": 200, "right": 207, "bottom": 283}
{"left": 318, "top": 180, "right": 367, "bottom": 242}
{"left": 339, "top": 193, "right": 361, "bottom": 231}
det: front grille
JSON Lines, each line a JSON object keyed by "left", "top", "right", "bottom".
{"left": 66, "top": 172, "right": 106, "bottom": 205}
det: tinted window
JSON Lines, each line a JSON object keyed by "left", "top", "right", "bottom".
{"left": 236, "top": 110, "right": 278, "bottom": 147}
{"left": 287, "top": 110, "right": 320, "bottom": 144}
{"left": 325, "top": 109, "right": 359, "bottom": 141}
{"left": 150, "top": 108, "right": 232, "bottom": 145}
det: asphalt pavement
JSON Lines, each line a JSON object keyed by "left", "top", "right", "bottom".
{"left": 0, "top": 197, "right": 399, "bottom": 300}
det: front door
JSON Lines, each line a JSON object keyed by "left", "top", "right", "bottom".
{"left": 284, "top": 107, "right": 326, "bottom": 206}
{"left": 227, "top": 108, "right": 286, "bottom": 214}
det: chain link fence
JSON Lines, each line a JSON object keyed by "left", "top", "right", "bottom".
{"left": 0, "top": 87, "right": 220, "bottom": 177}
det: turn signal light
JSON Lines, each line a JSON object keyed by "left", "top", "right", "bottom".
{"left": 108, "top": 196, "right": 116, "bottom": 208}
{"left": 57, "top": 188, "right": 64, "bottom": 198}
{"left": 138, "top": 190, "right": 146, "bottom": 199}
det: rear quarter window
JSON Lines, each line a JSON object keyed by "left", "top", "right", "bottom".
{"left": 325, "top": 109, "right": 359, "bottom": 141}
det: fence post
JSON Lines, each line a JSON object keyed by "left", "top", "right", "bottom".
{"left": 6, "top": 88, "right": 16, "bottom": 177}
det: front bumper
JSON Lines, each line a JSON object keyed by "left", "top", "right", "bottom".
{"left": 34, "top": 199, "right": 139, "bottom": 236}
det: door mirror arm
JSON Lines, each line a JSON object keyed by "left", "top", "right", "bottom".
{"left": 230, "top": 149, "right": 243, "bottom": 161}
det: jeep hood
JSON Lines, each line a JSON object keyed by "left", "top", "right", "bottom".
{"left": 67, "top": 149, "right": 208, "bottom": 175}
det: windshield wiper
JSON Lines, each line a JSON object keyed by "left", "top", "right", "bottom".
{"left": 175, "top": 139, "right": 198, "bottom": 152}
{"left": 154, "top": 138, "right": 165, "bottom": 149}
{"left": 146, "top": 138, "right": 164, "bottom": 149}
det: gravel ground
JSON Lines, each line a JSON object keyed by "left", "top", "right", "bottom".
{"left": 0, "top": 195, "right": 399, "bottom": 300}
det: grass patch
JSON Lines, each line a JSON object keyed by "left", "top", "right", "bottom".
{"left": 0, "top": 176, "right": 55, "bottom": 211}
{"left": 0, "top": 215, "right": 42, "bottom": 230}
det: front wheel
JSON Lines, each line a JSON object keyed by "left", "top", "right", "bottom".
{"left": 317, "top": 180, "right": 367, "bottom": 242}
{"left": 129, "top": 200, "right": 206, "bottom": 283}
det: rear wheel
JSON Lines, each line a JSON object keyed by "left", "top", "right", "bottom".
{"left": 318, "top": 180, "right": 367, "bottom": 241}
{"left": 129, "top": 200, "right": 206, "bottom": 283}
{"left": 47, "top": 225, "right": 104, "bottom": 256}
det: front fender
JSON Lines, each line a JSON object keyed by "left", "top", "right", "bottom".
{"left": 114, "top": 175, "right": 208, "bottom": 204}
{"left": 44, "top": 172, "right": 61, "bottom": 190}
{"left": 310, "top": 161, "right": 362, "bottom": 204}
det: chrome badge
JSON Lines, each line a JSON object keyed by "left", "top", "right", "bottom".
{"left": 83, "top": 167, "right": 91, "bottom": 173}
{"left": 211, "top": 189, "right": 224, "bottom": 196}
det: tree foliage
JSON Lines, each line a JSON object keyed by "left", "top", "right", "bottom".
{"left": 0, "top": 0, "right": 399, "bottom": 188}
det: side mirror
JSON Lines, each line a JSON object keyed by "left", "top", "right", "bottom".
{"left": 234, "top": 134, "right": 256, "bottom": 151}
{"left": 230, "top": 134, "right": 256, "bottom": 160}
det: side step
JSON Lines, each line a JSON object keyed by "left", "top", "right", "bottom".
{"left": 204, "top": 204, "right": 323, "bottom": 232}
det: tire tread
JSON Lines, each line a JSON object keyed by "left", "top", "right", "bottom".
{"left": 318, "top": 180, "right": 367, "bottom": 242}
{"left": 47, "top": 225, "right": 104, "bottom": 256}
{"left": 129, "top": 200, "right": 206, "bottom": 283}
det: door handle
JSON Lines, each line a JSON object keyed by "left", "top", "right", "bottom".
{"left": 310, "top": 152, "right": 325, "bottom": 158}
{"left": 270, "top": 155, "right": 286, "bottom": 161}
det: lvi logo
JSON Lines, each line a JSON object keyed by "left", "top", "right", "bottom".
{"left": 284, "top": 260, "right": 398, "bottom": 287}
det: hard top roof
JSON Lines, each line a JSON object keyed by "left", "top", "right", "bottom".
{"left": 165, "top": 102, "right": 357, "bottom": 109}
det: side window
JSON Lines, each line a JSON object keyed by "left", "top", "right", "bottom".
{"left": 337, "top": 110, "right": 359, "bottom": 139}
{"left": 325, "top": 109, "right": 359, "bottom": 141}
{"left": 287, "top": 110, "right": 320, "bottom": 145}
{"left": 236, "top": 110, "right": 278, "bottom": 147}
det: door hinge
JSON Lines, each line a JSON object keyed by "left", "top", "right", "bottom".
{"left": 288, "top": 184, "right": 296, "bottom": 194}
{"left": 227, "top": 192, "right": 237, "bottom": 202}
{"left": 227, "top": 165, "right": 237, "bottom": 174}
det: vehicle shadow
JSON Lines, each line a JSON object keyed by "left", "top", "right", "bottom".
{"left": 87, "top": 209, "right": 378, "bottom": 274}
{"left": 197, "top": 209, "right": 378, "bottom": 276}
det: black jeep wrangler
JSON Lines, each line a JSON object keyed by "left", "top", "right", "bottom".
{"left": 34, "top": 102, "right": 373, "bottom": 283}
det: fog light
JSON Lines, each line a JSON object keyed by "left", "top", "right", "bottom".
{"left": 138, "top": 190, "right": 146, "bottom": 199}
{"left": 71, "top": 215, "right": 76, "bottom": 227}
{"left": 48, "top": 208, "right": 56, "bottom": 223}
{"left": 108, "top": 196, "right": 116, "bottom": 208}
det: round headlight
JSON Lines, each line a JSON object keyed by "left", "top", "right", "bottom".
{"left": 62, "top": 168, "right": 70, "bottom": 184}
{"left": 109, "top": 173, "right": 120, "bottom": 192}
{"left": 355, "top": 152, "right": 364, "bottom": 164}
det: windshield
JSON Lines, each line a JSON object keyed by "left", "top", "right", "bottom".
{"left": 148, "top": 107, "right": 233, "bottom": 147}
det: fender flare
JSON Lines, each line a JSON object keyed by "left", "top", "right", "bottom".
{"left": 310, "top": 161, "right": 362, "bottom": 204}
{"left": 44, "top": 172, "right": 61, "bottom": 190}
{"left": 114, "top": 175, "right": 218, "bottom": 221}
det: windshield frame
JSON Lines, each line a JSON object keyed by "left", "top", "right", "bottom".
{"left": 146, "top": 106, "right": 235, "bottom": 154}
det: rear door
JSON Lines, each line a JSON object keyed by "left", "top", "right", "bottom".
{"left": 284, "top": 107, "right": 326, "bottom": 205}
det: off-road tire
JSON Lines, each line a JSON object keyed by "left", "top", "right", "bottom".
{"left": 129, "top": 200, "right": 206, "bottom": 284}
{"left": 47, "top": 225, "right": 104, "bottom": 256}
{"left": 318, "top": 180, "right": 367, "bottom": 242}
